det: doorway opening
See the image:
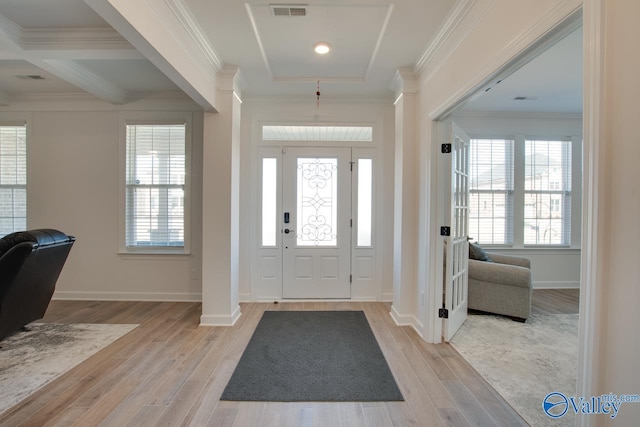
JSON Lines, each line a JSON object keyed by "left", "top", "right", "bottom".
{"left": 435, "top": 11, "right": 584, "bottom": 424}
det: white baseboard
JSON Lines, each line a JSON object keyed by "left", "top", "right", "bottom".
{"left": 389, "top": 305, "right": 424, "bottom": 338}
{"left": 200, "top": 305, "right": 242, "bottom": 326}
{"left": 382, "top": 292, "right": 394, "bottom": 302}
{"left": 351, "top": 297, "right": 377, "bottom": 302}
{"left": 239, "top": 293, "right": 253, "bottom": 302}
{"left": 52, "top": 290, "right": 202, "bottom": 302}
{"left": 255, "top": 297, "right": 283, "bottom": 303}
{"left": 533, "top": 281, "right": 580, "bottom": 289}
{"left": 248, "top": 298, "right": 380, "bottom": 304}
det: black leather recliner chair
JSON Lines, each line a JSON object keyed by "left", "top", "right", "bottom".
{"left": 0, "top": 229, "right": 75, "bottom": 340}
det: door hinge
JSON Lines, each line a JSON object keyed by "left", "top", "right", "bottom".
{"left": 350, "top": 219, "right": 353, "bottom": 227}
{"left": 441, "top": 143, "right": 452, "bottom": 153}
{"left": 350, "top": 274, "right": 353, "bottom": 283}
{"left": 439, "top": 306, "right": 449, "bottom": 319}
{"left": 440, "top": 226, "right": 451, "bottom": 236}
{"left": 350, "top": 161, "right": 355, "bottom": 171}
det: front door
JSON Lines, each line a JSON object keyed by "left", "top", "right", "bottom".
{"left": 282, "top": 147, "right": 352, "bottom": 298}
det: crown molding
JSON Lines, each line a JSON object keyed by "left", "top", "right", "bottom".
{"left": 37, "top": 59, "right": 128, "bottom": 104}
{"left": 0, "top": 13, "right": 22, "bottom": 47}
{"left": 390, "top": 67, "right": 419, "bottom": 96}
{"left": 245, "top": 3, "right": 273, "bottom": 79}
{"left": 272, "top": 76, "right": 366, "bottom": 84}
{"left": 164, "top": 0, "right": 223, "bottom": 73}
{"left": 429, "top": 0, "right": 582, "bottom": 120}
{"left": 414, "top": 0, "right": 478, "bottom": 75}
{"left": 453, "top": 110, "right": 583, "bottom": 121}
{"left": 364, "top": 4, "right": 394, "bottom": 80}
{"left": 242, "top": 94, "right": 393, "bottom": 105}
{"left": 21, "top": 28, "right": 135, "bottom": 51}
{"left": 5, "top": 91, "right": 201, "bottom": 111}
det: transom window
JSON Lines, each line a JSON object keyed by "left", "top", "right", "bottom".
{"left": 262, "top": 125, "right": 372, "bottom": 142}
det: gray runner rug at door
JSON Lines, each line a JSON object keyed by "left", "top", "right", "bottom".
{"left": 220, "top": 310, "right": 404, "bottom": 402}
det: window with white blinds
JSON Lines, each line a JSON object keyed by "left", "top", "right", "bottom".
{"left": 0, "top": 125, "right": 27, "bottom": 237}
{"left": 469, "top": 139, "right": 514, "bottom": 245}
{"left": 125, "top": 124, "right": 186, "bottom": 250}
{"left": 524, "top": 140, "right": 572, "bottom": 245}
{"left": 469, "top": 137, "right": 576, "bottom": 248}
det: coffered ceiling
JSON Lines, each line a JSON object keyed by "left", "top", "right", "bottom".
{"left": 0, "top": 0, "right": 582, "bottom": 113}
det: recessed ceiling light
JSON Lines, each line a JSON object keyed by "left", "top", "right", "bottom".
{"left": 313, "top": 42, "right": 331, "bottom": 55}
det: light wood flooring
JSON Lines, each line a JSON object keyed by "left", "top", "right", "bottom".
{"left": 0, "top": 289, "right": 579, "bottom": 427}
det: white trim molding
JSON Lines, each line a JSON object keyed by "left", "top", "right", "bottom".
{"left": 534, "top": 281, "right": 580, "bottom": 289}
{"left": 53, "top": 291, "right": 202, "bottom": 302}
{"left": 414, "top": 0, "right": 479, "bottom": 74}
{"left": 576, "top": 1, "right": 605, "bottom": 426}
{"left": 21, "top": 28, "right": 137, "bottom": 53}
{"left": 200, "top": 305, "right": 242, "bottom": 327}
{"left": 390, "top": 306, "right": 424, "bottom": 338}
{"left": 164, "top": 0, "right": 224, "bottom": 73}
{"left": 38, "top": 59, "right": 128, "bottom": 104}
{"left": 429, "top": 0, "right": 582, "bottom": 120}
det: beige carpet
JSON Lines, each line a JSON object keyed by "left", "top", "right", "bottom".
{"left": 450, "top": 313, "right": 578, "bottom": 427}
{"left": 0, "top": 323, "right": 138, "bottom": 415}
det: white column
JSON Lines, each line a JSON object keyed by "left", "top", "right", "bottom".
{"left": 390, "top": 69, "right": 420, "bottom": 329}
{"left": 201, "top": 66, "right": 242, "bottom": 325}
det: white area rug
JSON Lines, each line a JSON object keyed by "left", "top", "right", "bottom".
{"left": 0, "top": 323, "right": 137, "bottom": 415}
{"left": 450, "top": 313, "right": 578, "bottom": 427}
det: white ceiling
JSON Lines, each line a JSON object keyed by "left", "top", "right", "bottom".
{"left": 0, "top": 0, "right": 582, "bottom": 111}
{"left": 461, "top": 26, "right": 583, "bottom": 114}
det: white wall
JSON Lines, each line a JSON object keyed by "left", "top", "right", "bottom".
{"left": 453, "top": 112, "right": 582, "bottom": 140}
{"left": 599, "top": 0, "right": 640, "bottom": 424}
{"left": 239, "top": 98, "right": 395, "bottom": 301}
{"left": 0, "top": 96, "right": 204, "bottom": 301}
{"left": 487, "top": 249, "right": 581, "bottom": 289}
{"left": 411, "top": 0, "right": 640, "bottom": 422}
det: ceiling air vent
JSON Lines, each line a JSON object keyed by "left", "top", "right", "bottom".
{"left": 270, "top": 4, "right": 307, "bottom": 16}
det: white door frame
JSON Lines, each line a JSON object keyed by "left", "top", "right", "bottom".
{"left": 252, "top": 123, "right": 384, "bottom": 302}
{"left": 425, "top": 4, "right": 602, "bottom": 425}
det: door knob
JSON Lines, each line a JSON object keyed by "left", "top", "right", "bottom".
{"left": 284, "top": 228, "right": 295, "bottom": 234}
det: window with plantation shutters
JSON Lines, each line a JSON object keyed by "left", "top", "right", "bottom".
{"left": 0, "top": 125, "right": 27, "bottom": 237}
{"left": 125, "top": 124, "right": 186, "bottom": 249}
